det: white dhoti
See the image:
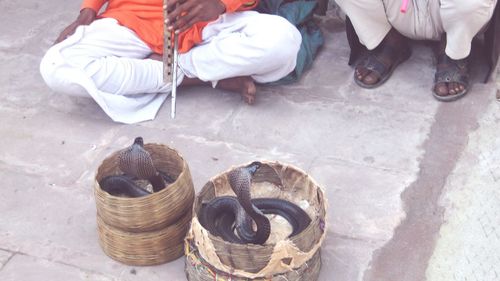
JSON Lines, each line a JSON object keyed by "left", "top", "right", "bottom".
{"left": 40, "top": 12, "right": 301, "bottom": 124}
{"left": 335, "top": 0, "right": 498, "bottom": 60}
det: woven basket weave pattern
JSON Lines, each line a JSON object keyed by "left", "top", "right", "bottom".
{"left": 95, "top": 143, "right": 194, "bottom": 265}
{"left": 185, "top": 245, "right": 322, "bottom": 281}
{"left": 97, "top": 209, "right": 191, "bottom": 265}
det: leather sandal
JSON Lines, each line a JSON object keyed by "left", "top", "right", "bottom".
{"left": 433, "top": 54, "right": 469, "bottom": 102}
{"left": 354, "top": 42, "right": 411, "bottom": 89}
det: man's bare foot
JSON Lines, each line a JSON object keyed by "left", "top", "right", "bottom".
{"left": 217, "top": 77, "right": 257, "bottom": 104}
{"left": 181, "top": 76, "right": 257, "bottom": 104}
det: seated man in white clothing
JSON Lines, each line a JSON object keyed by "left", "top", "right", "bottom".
{"left": 336, "top": 0, "right": 498, "bottom": 101}
{"left": 40, "top": 0, "right": 301, "bottom": 123}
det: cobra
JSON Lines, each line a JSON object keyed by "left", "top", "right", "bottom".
{"left": 198, "top": 162, "right": 311, "bottom": 245}
{"left": 99, "top": 137, "right": 173, "bottom": 197}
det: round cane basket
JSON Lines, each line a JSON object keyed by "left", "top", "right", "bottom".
{"left": 185, "top": 161, "right": 327, "bottom": 280}
{"left": 94, "top": 143, "right": 195, "bottom": 265}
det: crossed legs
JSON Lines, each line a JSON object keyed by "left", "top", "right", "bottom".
{"left": 40, "top": 12, "right": 301, "bottom": 122}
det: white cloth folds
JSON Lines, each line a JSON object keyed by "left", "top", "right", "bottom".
{"left": 40, "top": 12, "right": 301, "bottom": 124}
{"left": 335, "top": 0, "right": 498, "bottom": 60}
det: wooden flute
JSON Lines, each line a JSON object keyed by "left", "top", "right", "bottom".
{"left": 163, "top": 0, "right": 179, "bottom": 119}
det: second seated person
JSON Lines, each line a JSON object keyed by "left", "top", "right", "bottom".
{"left": 336, "top": 0, "right": 497, "bottom": 101}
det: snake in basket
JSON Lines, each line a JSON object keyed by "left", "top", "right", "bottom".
{"left": 99, "top": 137, "right": 174, "bottom": 197}
{"left": 198, "top": 162, "right": 312, "bottom": 245}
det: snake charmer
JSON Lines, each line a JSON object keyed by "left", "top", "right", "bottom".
{"left": 40, "top": 0, "right": 301, "bottom": 123}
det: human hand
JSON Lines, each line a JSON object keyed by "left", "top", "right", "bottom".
{"left": 165, "top": 0, "right": 226, "bottom": 33}
{"left": 54, "top": 8, "right": 97, "bottom": 44}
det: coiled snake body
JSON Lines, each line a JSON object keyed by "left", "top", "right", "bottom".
{"left": 99, "top": 137, "right": 172, "bottom": 197}
{"left": 198, "top": 162, "right": 311, "bottom": 245}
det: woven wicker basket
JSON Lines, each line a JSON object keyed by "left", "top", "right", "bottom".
{"left": 185, "top": 161, "right": 327, "bottom": 280}
{"left": 95, "top": 143, "right": 195, "bottom": 232}
{"left": 97, "top": 209, "right": 191, "bottom": 265}
{"left": 94, "top": 142, "right": 195, "bottom": 265}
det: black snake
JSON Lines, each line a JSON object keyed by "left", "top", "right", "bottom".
{"left": 198, "top": 162, "right": 311, "bottom": 245}
{"left": 99, "top": 137, "right": 173, "bottom": 197}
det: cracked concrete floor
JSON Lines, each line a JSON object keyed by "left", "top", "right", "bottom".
{"left": 1, "top": 1, "right": 499, "bottom": 281}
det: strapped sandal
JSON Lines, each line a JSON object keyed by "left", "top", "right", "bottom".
{"left": 433, "top": 54, "right": 469, "bottom": 102}
{"left": 354, "top": 41, "right": 411, "bottom": 89}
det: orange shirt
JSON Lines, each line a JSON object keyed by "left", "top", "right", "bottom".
{"left": 81, "top": 0, "right": 258, "bottom": 54}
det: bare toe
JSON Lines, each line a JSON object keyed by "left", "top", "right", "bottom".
{"left": 434, "top": 82, "right": 449, "bottom": 97}
{"left": 355, "top": 65, "right": 379, "bottom": 86}
{"left": 362, "top": 72, "right": 379, "bottom": 85}
{"left": 355, "top": 67, "right": 369, "bottom": 80}
{"left": 242, "top": 79, "right": 257, "bottom": 105}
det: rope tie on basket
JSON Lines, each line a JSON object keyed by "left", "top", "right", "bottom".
{"left": 98, "top": 137, "right": 175, "bottom": 197}
{"left": 186, "top": 241, "right": 218, "bottom": 278}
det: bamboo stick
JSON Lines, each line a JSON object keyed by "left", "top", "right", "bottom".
{"left": 163, "top": 0, "right": 178, "bottom": 118}
{"left": 171, "top": 34, "right": 178, "bottom": 119}
{"left": 163, "top": 1, "right": 172, "bottom": 82}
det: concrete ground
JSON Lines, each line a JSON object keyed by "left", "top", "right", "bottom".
{"left": 1, "top": 1, "right": 499, "bottom": 281}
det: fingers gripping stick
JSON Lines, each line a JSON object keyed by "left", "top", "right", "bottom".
{"left": 163, "top": 0, "right": 179, "bottom": 119}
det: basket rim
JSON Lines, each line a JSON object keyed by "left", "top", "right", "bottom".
{"left": 94, "top": 142, "right": 190, "bottom": 201}
{"left": 196, "top": 160, "right": 328, "bottom": 245}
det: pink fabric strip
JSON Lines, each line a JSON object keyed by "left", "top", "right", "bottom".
{"left": 400, "top": 0, "right": 409, "bottom": 13}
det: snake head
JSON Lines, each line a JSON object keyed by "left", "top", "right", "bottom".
{"left": 118, "top": 136, "right": 157, "bottom": 179}
{"left": 227, "top": 161, "right": 262, "bottom": 199}
{"left": 245, "top": 161, "right": 262, "bottom": 175}
{"left": 133, "top": 137, "right": 144, "bottom": 147}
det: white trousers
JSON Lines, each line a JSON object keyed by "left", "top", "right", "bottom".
{"left": 336, "top": 0, "right": 498, "bottom": 60}
{"left": 40, "top": 12, "right": 301, "bottom": 124}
